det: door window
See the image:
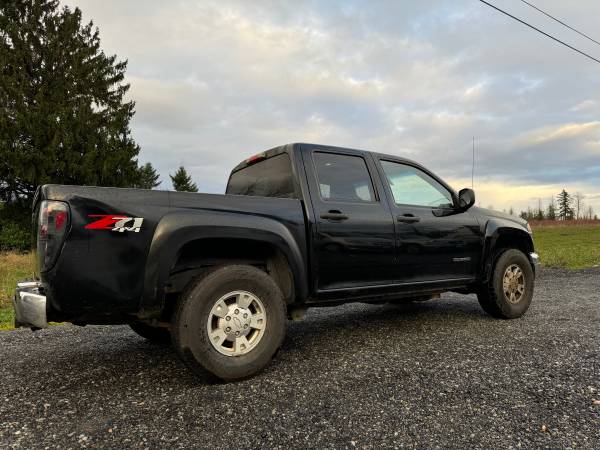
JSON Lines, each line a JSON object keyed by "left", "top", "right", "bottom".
{"left": 313, "top": 152, "right": 375, "bottom": 203}
{"left": 380, "top": 161, "right": 454, "bottom": 208}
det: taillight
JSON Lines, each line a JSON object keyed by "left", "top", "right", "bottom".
{"left": 37, "top": 200, "right": 70, "bottom": 272}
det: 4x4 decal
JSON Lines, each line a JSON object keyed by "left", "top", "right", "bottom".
{"left": 85, "top": 215, "right": 144, "bottom": 233}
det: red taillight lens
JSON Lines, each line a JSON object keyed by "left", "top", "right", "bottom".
{"left": 37, "top": 200, "right": 70, "bottom": 272}
{"left": 54, "top": 210, "right": 68, "bottom": 230}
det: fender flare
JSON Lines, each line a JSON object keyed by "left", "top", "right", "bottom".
{"left": 139, "top": 209, "right": 308, "bottom": 317}
{"left": 480, "top": 218, "right": 534, "bottom": 282}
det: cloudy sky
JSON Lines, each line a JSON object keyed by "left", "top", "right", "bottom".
{"left": 62, "top": 0, "right": 600, "bottom": 214}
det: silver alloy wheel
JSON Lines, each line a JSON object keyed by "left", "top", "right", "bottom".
{"left": 206, "top": 290, "right": 267, "bottom": 356}
{"left": 502, "top": 264, "right": 525, "bottom": 304}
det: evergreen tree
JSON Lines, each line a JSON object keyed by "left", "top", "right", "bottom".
{"left": 535, "top": 198, "right": 544, "bottom": 221}
{"left": 508, "top": 206, "right": 514, "bottom": 216}
{"left": 170, "top": 166, "right": 198, "bottom": 192}
{"left": 135, "top": 163, "right": 161, "bottom": 190}
{"left": 546, "top": 200, "right": 557, "bottom": 220}
{"left": 535, "top": 206, "right": 545, "bottom": 221}
{"left": 556, "top": 189, "right": 574, "bottom": 220}
{"left": 0, "top": 0, "right": 142, "bottom": 207}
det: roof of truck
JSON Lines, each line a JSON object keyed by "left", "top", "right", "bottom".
{"left": 230, "top": 142, "right": 423, "bottom": 174}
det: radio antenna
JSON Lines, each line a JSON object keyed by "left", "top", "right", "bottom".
{"left": 471, "top": 136, "right": 475, "bottom": 189}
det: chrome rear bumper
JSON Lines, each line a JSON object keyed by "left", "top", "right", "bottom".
{"left": 13, "top": 281, "right": 48, "bottom": 329}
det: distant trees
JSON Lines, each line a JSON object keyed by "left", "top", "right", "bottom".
{"left": 135, "top": 163, "right": 161, "bottom": 190}
{"left": 170, "top": 166, "right": 198, "bottom": 192}
{"left": 517, "top": 189, "right": 596, "bottom": 222}
{"left": 573, "top": 192, "right": 585, "bottom": 219}
{"left": 586, "top": 206, "right": 594, "bottom": 220}
{"left": 534, "top": 198, "right": 544, "bottom": 221}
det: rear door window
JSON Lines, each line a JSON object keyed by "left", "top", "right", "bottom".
{"left": 313, "top": 152, "right": 375, "bottom": 203}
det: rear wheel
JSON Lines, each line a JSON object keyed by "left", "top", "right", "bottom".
{"left": 477, "top": 249, "right": 534, "bottom": 319}
{"left": 171, "top": 265, "right": 286, "bottom": 381}
{"left": 129, "top": 322, "right": 171, "bottom": 344}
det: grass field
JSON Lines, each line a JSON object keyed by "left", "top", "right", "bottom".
{"left": 0, "top": 252, "right": 36, "bottom": 330}
{"left": 532, "top": 224, "right": 600, "bottom": 269}
{"left": 0, "top": 224, "right": 598, "bottom": 330}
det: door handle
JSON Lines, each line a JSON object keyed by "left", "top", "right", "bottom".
{"left": 320, "top": 210, "right": 349, "bottom": 221}
{"left": 397, "top": 214, "right": 420, "bottom": 224}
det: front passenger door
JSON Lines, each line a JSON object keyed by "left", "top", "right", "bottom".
{"left": 377, "top": 159, "right": 482, "bottom": 283}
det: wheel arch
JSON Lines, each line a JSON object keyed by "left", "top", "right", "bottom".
{"left": 139, "top": 210, "right": 307, "bottom": 318}
{"left": 481, "top": 219, "right": 535, "bottom": 282}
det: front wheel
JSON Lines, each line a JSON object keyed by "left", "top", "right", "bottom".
{"left": 477, "top": 249, "right": 534, "bottom": 319}
{"left": 171, "top": 265, "right": 286, "bottom": 381}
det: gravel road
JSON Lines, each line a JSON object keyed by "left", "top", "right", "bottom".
{"left": 1, "top": 267, "right": 599, "bottom": 449}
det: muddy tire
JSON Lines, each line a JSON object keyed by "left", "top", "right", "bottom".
{"left": 477, "top": 249, "right": 534, "bottom": 319}
{"left": 171, "top": 265, "right": 286, "bottom": 381}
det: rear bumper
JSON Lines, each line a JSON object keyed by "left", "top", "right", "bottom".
{"left": 13, "top": 281, "right": 48, "bottom": 329}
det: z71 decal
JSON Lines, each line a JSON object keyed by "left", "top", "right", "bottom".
{"left": 85, "top": 215, "right": 144, "bottom": 233}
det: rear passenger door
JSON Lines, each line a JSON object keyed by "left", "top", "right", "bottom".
{"left": 302, "top": 148, "right": 396, "bottom": 290}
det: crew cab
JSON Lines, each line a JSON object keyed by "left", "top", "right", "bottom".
{"left": 15, "top": 143, "right": 538, "bottom": 380}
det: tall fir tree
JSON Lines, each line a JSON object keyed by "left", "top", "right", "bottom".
{"left": 0, "top": 0, "right": 142, "bottom": 207}
{"left": 546, "top": 199, "right": 557, "bottom": 220}
{"left": 170, "top": 166, "right": 198, "bottom": 192}
{"left": 135, "top": 162, "right": 161, "bottom": 190}
{"left": 556, "top": 189, "right": 574, "bottom": 220}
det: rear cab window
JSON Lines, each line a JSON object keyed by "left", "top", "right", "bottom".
{"left": 226, "top": 153, "right": 297, "bottom": 198}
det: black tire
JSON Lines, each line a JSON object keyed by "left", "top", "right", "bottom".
{"left": 129, "top": 322, "right": 171, "bottom": 344}
{"left": 477, "top": 249, "right": 534, "bottom": 319}
{"left": 171, "top": 265, "right": 286, "bottom": 381}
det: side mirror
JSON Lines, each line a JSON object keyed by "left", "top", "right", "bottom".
{"left": 458, "top": 188, "right": 476, "bottom": 211}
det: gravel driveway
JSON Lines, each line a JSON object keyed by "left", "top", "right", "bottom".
{"left": 1, "top": 267, "right": 599, "bottom": 449}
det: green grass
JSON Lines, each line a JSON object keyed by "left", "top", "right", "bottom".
{"left": 533, "top": 225, "right": 600, "bottom": 269}
{"left": 0, "top": 252, "right": 36, "bottom": 330}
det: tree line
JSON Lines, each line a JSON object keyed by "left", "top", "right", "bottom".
{"left": 495, "top": 190, "right": 597, "bottom": 221}
{"left": 0, "top": 1, "right": 198, "bottom": 250}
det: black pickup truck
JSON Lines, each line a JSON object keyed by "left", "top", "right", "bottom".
{"left": 15, "top": 143, "right": 538, "bottom": 380}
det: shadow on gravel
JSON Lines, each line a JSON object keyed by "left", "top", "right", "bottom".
{"left": 281, "top": 295, "right": 490, "bottom": 352}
